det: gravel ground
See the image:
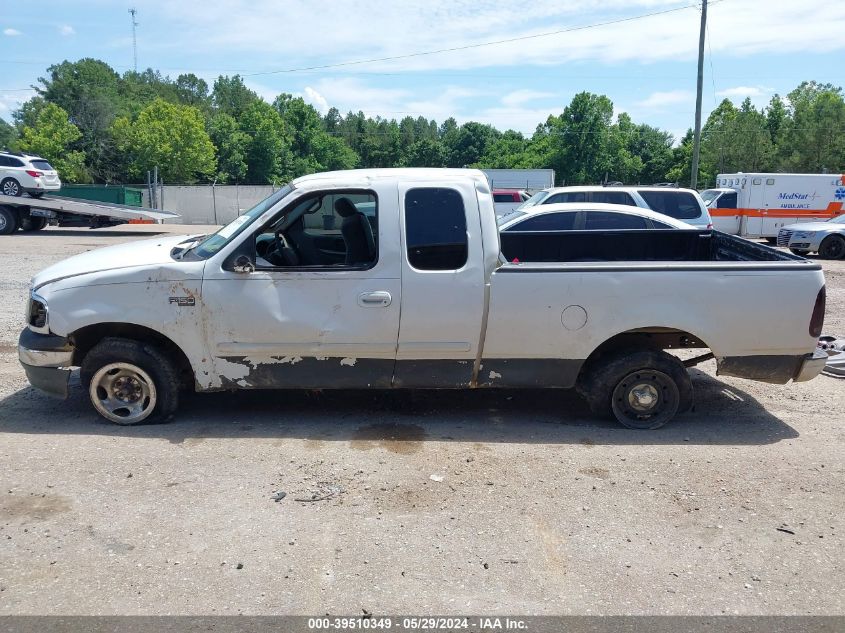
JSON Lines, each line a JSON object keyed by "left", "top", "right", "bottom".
{"left": 0, "top": 225, "right": 843, "bottom": 615}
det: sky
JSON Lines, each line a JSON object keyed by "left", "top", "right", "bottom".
{"left": 2, "top": 0, "right": 845, "bottom": 144}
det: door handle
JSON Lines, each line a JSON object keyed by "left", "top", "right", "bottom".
{"left": 358, "top": 291, "right": 392, "bottom": 307}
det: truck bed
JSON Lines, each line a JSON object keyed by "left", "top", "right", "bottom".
{"left": 499, "top": 229, "right": 807, "bottom": 265}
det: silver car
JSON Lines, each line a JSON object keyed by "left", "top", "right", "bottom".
{"left": 778, "top": 214, "right": 845, "bottom": 259}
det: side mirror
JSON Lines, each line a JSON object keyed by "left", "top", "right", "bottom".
{"left": 233, "top": 255, "right": 255, "bottom": 274}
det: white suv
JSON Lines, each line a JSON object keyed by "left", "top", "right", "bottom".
{"left": 0, "top": 152, "right": 62, "bottom": 198}
{"left": 519, "top": 185, "right": 713, "bottom": 229}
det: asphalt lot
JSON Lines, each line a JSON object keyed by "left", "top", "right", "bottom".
{"left": 0, "top": 225, "right": 843, "bottom": 615}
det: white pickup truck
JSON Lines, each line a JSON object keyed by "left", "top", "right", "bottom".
{"left": 19, "top": 169, "right": 828, "bottom": 429}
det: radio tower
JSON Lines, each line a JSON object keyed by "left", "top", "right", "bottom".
{"left": 129, "top": 8, "right": 138, "bottom": 72}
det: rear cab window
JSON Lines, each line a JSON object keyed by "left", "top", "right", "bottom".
{"left": 637, "top": 190, "right": 701, "bottom": 220}
{"left": 404, "top": 188, "right": 468, "bottom": 270}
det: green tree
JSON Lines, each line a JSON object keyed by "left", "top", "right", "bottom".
{"left": 212, "top": 75, "right": 259, "bottom": 119}
{"left": 208, "top": 113, "right": 249, "bottom": 183}
{"left": 782, "top": 82, "right": 845, "bottom": 172}
{"left": 403, "top": 137, "right": 446, "bottom": 167}
{"left": 540, "top": 92, "right": 615, "bottom": 185}
{"left": 112, "top": 98, "right": 215, "bottom": 182}
{"left": 35, "top": 58, "right": 124, "bottom": 181}
{"left": 239, "top": 100, "right": 290, "bottom": 183}
{"left": 0, "top": 117, "right": 18, "bottom": 149}
{"left": 17, "top": 103, "right": 87, "bottom": 182}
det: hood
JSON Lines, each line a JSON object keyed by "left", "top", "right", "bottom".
{"left": 782, "top": 222, "right": 845, "bottom": 233}
{"left": 32, "top": 234, "right": 200, "bottom": 290}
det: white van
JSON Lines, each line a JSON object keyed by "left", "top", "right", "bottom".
{"left": 702, "top": 173, "right": 845, "bottom": 239}
{"left": 520, "top": 185, "right": 713, "bottom": 229}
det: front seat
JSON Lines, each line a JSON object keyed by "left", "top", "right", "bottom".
{"left": 335, "top": 198, "right": 375, "bottom": 265}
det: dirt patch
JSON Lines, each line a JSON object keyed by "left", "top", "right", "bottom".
{"left": 0, "top": 494, "right": 72, "bottom": 522}
{"left": 350, "top": 422, "right": 426, "bottom": 454}
{"left": 579, "top": 466, "right": 610, "bottom": 479}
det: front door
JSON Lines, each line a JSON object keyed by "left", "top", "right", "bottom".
{"left": 201, "top": 183, "right": 401, "bottom": 389}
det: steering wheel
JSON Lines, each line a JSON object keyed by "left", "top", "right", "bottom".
{"left": 265, "top": 229, "right": 300, "bottom": 266}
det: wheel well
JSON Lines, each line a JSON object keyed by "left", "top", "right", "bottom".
{"left": 70, "top": 323, "right": 194, "bottom": 389}
{"left": 577, "top": 328, "right": 711, "bottom": 385}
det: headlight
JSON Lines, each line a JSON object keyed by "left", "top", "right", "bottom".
{"left": 792, "top": 231, "right": 816, "bottom": 240}
{"left": 27, "top": 292, "right": 49, "bottom": 333}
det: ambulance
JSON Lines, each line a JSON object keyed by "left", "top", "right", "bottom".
{"left": 701, "top": 173, "right": 845, "bottom": 239}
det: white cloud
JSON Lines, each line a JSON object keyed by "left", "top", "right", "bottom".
{"left": 302, "top": 78, "right": 410, "bottom": 115}
{"left": 3, "top": 28, "right": 21, "bottom": 36}
{"left": 635, "top": 90, "right": 694, "bottom": 109}
{"left": 716, "top": 85, "right": 772, "bottom": 98}
{"left": 135, "top": 0, "right": 845, "bottom": 72}
{"left": 501, "top": 89, "right": 555, "bottom": 108}
{"left": 303, "top": 87, "right": 329, "bottom": 114}
{"left": 59, "top": 24, "right": 76, "bottom": 36}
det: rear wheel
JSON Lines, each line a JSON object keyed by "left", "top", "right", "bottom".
{"left": 578, "top": 350, "right": 693, "bottom": 430}
{"left": 0, "top": 207, "right": 19, "bottom": 235}
{"left": 789, "top": 248, "right": 810, "bottom": 257}
{"left": 818, "top": 234, "right": 845, "bottom": 260}
{"left": 80, "top": 337, "right": 180, "bottom": 425}
{"left": 20, "top": 216, "right": 47, "bottom": 231}
{"left": 1, "top": 178, "right": 22, "bottom": 197}
{"left": 28, "top": 192, "right": 44, "bottom": 199}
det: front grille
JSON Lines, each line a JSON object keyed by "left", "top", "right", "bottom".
{"left": 777, "top": 229, "right": 793, "bottom": 247}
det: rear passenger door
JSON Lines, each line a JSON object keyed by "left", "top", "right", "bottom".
{"left": 395, "top": 182, "right": 485, "bottom": 387}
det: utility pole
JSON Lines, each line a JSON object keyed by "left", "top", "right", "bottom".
{"left": 690, "top": 0, "right": 707, "bottom": 190}
{"left": 129, "top": 8, "right": 138, "bottom": 72}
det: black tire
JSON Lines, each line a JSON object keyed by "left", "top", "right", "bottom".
{"left": 80, "top": 337, "right": 180, "bottom": 425}
{"left": 1, "top": 178, "right": 22, "bottom": 197}
{"left": 578, "top": 350, "right": 693, "bottom": 430}
{"left": 20, "top": 216, "right": 47, "bottom": 231}
{"left": 0, "top": 206, "right": 19, "bottom": 235}
{"left": 818, "top": 234, "right": 845, "bottom": 260}
{"left": 28, "top": 192, "right": 44, "bottom": 199}
{"left": 789, "top": 248, "right": 810, "bottom": 257}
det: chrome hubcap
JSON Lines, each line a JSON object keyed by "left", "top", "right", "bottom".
{"left": 3, "top": 181, "right": 18, "bottom": 195}
{"left": 89, "top": 362, "right": 157, "bottom": 424}
{"left": 628, "top": 383, "right": 659, "bottom": 411}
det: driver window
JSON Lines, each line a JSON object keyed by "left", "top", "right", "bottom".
{"left": 254, "top": 190, "right": 378, "bottom": 269}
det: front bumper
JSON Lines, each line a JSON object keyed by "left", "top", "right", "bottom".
{"left": 18, "top": 329, "right": 75, "bottom": 399}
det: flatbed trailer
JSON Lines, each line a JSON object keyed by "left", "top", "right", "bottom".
{"left": 0, "top": 193, "right": 179, "bottom": 235}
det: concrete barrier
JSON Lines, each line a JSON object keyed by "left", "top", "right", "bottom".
{"left": 142, "top": 185, "right": 281, "bottom": 225}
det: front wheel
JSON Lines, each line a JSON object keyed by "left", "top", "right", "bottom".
{"left": 1, "top": 178, "right": 22, "bottom": 197}
{"left": 578, "top": 350, "right": 693, "bottom": 430}
{"left": 0, "top": 206, "right": 19, "bottom": 235}
{"left": 80, "top": 337, "right": 180, "bottom": 425}
{"left": 818, "top": 234, "right": 845, "bottom": 260}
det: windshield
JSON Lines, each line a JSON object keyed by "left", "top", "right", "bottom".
{"left": 517, "top": 190, "right": 551, "bottom": 210}
{"left": 497, "top": 209, "right": 527, "bottom": 226}
{"left": 828, "top": 214, "right": 845, "bottom": 224}
{"left": 699, "top": 189, "right": 720, "bottom": 205}
{"left": 191, "top": 185, "right": 294, "bottom": 259}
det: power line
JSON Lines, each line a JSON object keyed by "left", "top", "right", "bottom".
{"left": 244, "top": 1, "right": 730, "bottom": 77}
